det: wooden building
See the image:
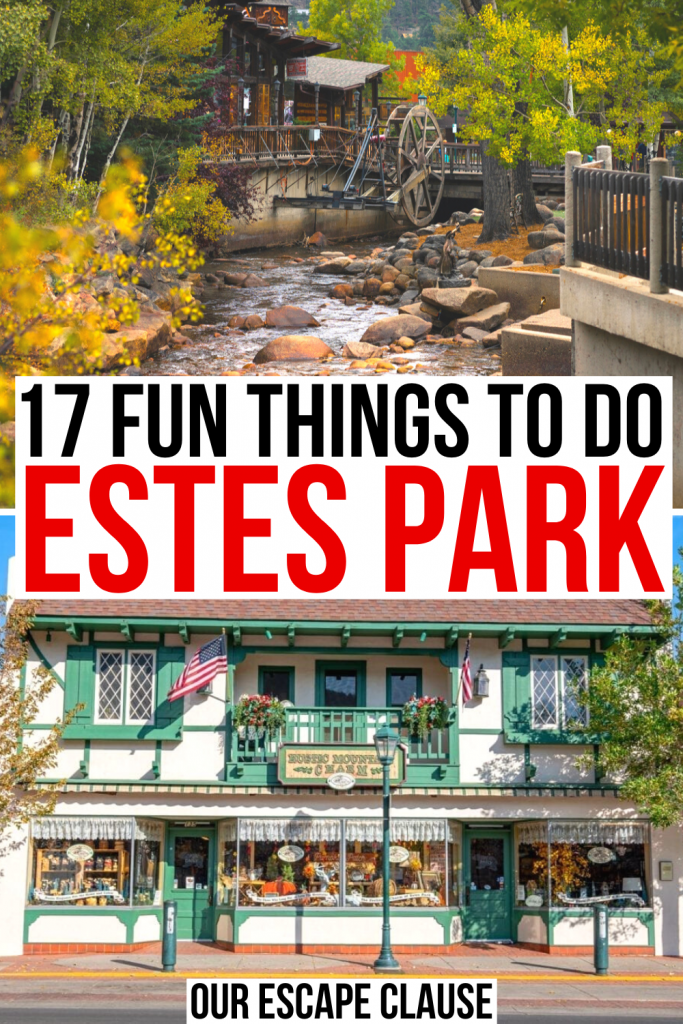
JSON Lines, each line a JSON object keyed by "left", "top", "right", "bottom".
{"left": 289, "top": 56, "right": 390, "bottom": 128}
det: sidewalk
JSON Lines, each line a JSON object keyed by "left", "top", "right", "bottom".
{"left": 2, "top": 946, "right": 683, "bottom": 1016}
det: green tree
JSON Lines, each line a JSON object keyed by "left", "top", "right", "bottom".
{"left": 576, "top": 572, "right": 683, "bottom": 829}
{"left": 307, "top": 0, "right": 405, "bottom": 91}
{"left": 0, "top": 600, "right": 66, "bottom": 852}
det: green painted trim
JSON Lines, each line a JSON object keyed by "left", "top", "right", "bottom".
{"left": 385, "top": 667, "right": 422, "bottom": 706}
{"left": 315, "top": 660, "right": 366, "bottom": 707}
{"left": 460, "top": 729, "right": 502, "bottom": 735}
{"left": 28, "top": 635, "right": 65, "bottom": 689}
{"left": 165, "top": 826, "right": 216, "bottom": 940}
{"left": 258, "top": 665, "right": 294, "bottom": 702}
{"left": 23, "top": 906, "right": 161, "bottom": 945}
{"left": 31, "top": 616, "right": 661, "bottom": 640}
{"left": 79, "top": 739, "right": 90, "bottom": 778}
{"left": 35, "top": 779, "right": 621, "bottom": 794}
{"left": 463, "top": 828, "right": 513, "bottom": 941}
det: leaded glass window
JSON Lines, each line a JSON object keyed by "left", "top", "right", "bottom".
{"left": 531, "top": 656, "right": 558, "bottom": 728}
{"left": 96, "top": 650, "right": 156, "bottom": 726}
{"left": 562, "top": 656, "right": 588, "bottom": 727}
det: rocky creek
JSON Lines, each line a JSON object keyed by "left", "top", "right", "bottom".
{"left": 139, "top": 234, "right": 503, "bottom": 377}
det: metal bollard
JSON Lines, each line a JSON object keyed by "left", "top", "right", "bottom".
{"left": 162, "top": 900, "right": 177, "bottom": 973}
{"left": 593, "top": 903, "right": 609, "bottom": 976}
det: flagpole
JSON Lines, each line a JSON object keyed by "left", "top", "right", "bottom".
{"left": 222, "top": 627, "right": 232, "bottom": 705}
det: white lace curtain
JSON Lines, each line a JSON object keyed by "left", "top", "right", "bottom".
{"left": 238, "top": 818, "right": 342, "bottom": 842}
{"left": 341, "top": 820, "right": 446, "bottom": 843}
{"left": 518, "top": 821, "right": 646, "bottom": 846}
{"left": 32, "top": 817, "right": 164, "bottom": 842}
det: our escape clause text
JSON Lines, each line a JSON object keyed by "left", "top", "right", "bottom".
{"left": 13, "top": 377, "right": 672, "bottom": 600}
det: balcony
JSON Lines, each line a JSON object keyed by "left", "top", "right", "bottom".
{"left": 225, "top": 706, "right": 458, "bottom": 787}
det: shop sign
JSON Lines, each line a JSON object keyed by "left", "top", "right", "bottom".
{"left": 286, "top": 57, "right": 307, "bottom": 79}
{"left": 278, "top": 845, "right": 305, "bottom": 863}
{"left": 525, "top": 894, "right": 544, "bottom": 908}
{"left": 389, "top": 846, "right": 410, "bottom": 864}
{"left": 278, "top": 744, "right": 405, "bottom": 786}
{"left": 328, "top": 772, "right": 356, "bottom": 791}
{"left": 66, "top": 844, "right": 93, "bottom": 863}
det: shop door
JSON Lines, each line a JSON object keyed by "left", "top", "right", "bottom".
{"left": 464, "top": 830, "right": 512, "bottom": 941}
{"left": 166, "top": 828, "right": 215, "bottom": 940}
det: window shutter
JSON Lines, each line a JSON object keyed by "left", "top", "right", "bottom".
{"left": 502, "top": 651, "right": 531, "bottom": 744}
{"left": 155, "top": 646, "right": 186, "bottom": 737}
{"left": 64, "top": 645, "right": 95, "bottom": 724}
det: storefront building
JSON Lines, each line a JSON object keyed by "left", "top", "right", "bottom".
{"left": 3, "top": 599, "right": 682, "bottom": 957}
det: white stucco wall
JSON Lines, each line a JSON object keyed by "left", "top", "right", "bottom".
{"left": 133, "top": 914, "right": 162, "bottom": 943}
{"left": 27, "top": 914, "right": 127, "bottom": 944}
{"left": 517, "top": 913, "right": 547, "bottom": 945}
{"left": 236, "top": 914, "right": 444, "bottom": 946}
{"left": 0, "top": 824, "right": 30, "bottom": 955}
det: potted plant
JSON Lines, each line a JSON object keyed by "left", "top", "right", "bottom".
{"left": 402, "top": 695, "right": 450, "bottom": 739}
{"left": 233, "top": 694, "right": 287, "bottom": 737}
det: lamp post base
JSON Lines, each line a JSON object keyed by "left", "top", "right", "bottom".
{"left": 373, "top": 952, "right": 402, "bottom": 973}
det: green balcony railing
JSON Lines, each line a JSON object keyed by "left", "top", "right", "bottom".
{"left": 229, "top": 706, "right": 452, "bottom": 765}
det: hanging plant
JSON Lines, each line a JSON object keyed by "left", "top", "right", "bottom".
{"left": 233, "top": 694, "right": 287, "bottom": 735}
{"left": 402, "top": 695, "right": 450, "bottom": 739}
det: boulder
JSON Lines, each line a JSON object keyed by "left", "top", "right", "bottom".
{"left": 426, "top": 254, "right": 441, "bottom": 268}
{"left": 523, "top": 244, "right": 563, "bottom": 266}
{"left": 389, "top": 249, "right": 415, "bottom": 265}
{"left": 321, "top": 251, "right": 347, "bottom": 259}
{"left": 394, "top": 275, "right": 411, "bottom": 291}
{"left": 223, "top": 272, "right": 249, "bottom": 287}
{"left": 331, "top": 283, "right": 354, "bottom": 300}
{"left": 399, "top": 289, "right": 420, "bottom": 307}
{"left": 253, "top": 335, "right": 334, "bottom": 364}
{"left": 313, "top": 258, "right": 352, "bottom": 274}
{"left": 344, "top": 260, "right": 370, "bottom": 276}
{"left": 398, "top": 303, "right": 433, "bottom": 323}
{"left": 379, "top": 281, "right": 396, "bottom": 294}
{"left": 359, "top": 314, "right": 431, "bottom": 346}
{"left": 470, "top": 250, "right": 493, "bottom": 263}
{"left": 458, "top": 261, "right": 478, "bottom": 278}
{"left": 479, "top": 257, "right": 496, "bottom": 268}
{"left": 544, "top": 199, "right": 558, "bottom": 210}
{"left": 363, "top": 278, "right": 382, "bottom": 297}
{"left": 228, "top": 315, "right": 246, "bottom": 328}
{"left": 343, "top": 340, "right": 381, "bottom": 360}
{"left": 546, "top": 216, "right": 566, "bottom": 233}
{"left": 308, "top": 231, "right": 328, "bottom": 247}
{"left": 53, "top": 309, "right": 173, "bottom": 371}
{"left": 482, "top": 328, "right": 503, "bottom": 348}
{"left": 381, "top": 265, "right": 400, "bottom": 283}
{"left": 462, "top": 327, "right": 489, "bottom": 343}
{"left": 528, "top": 229, "right": 565, "bottom": 250}
{"left": 417, "top": 226, "right": 436, "bottom": 235}
{"left": 204, "top": 272, "right": 220, "bottom": 284}
{"left": 265, "top": 306, "right": 320, "bottom": 328}
{"left": 243, "top": 314, "right": 265, "bottom": 330}
{"left": 395, "top": 258, "right": 416, "bottom": 275}
{"left": 492, "top": 254, "right": 513, "bottom": 267}
{"left": 457, "top": 302, "right": 511, "bottom": 333}
{"left": 352, "top": 280, "right": 365, "bottom": 296}
{"left": 421, "top": 286, "right": 499, "bottom": 318}
{"left": 536, "top": 204, "right": 554, "bottom": 222}
{"left": 242, "top": 274, "right": 269, "bottom": 288}
{"left": 396, "top": 336, "right": 416, "bottom": 349}
{"left": 416, "top": 267, "right": 438, "bottom": 291}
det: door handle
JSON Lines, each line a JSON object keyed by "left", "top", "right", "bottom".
{"left": 207, "top": 885, "right": 214, "bottom": 907}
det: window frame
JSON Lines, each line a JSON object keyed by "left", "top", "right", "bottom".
{"left": 386, "top": 667, "right": 423, "bottom": 707}
{"left": 560, "top": 654, "right": 589, "bottom": 729}
{"left": 530, "top": 654, "right": 560, "bottom": 731}
{"left": 258, "top": 666, "right": 294, "bottom": 703}
{"left": 314, "top": 660, "right": 367, "bottom": 707}
{"left": 95, "top": 648, "right": 157, "bottom": 727}
{"left": 530, "top": 653, "right": 590, "bottom": 733}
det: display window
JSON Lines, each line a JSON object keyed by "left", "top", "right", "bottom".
{"left": 237, "top": 819, "right": 341, "bottom": 907}
{"left": 218, "top": 821, "right": 237, "bottom": 907}
{"left": 28, "top": 817, "right": 163, "bottom": 908}
{"left": 516, "top": 821, "right": 651, "bottom": 907}
{"left": 344, "top": 820, "right": 448, "bottom": 908}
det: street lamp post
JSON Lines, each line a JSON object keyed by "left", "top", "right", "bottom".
{"left": 373, "top": 724, "right": 401, "bottom": 973}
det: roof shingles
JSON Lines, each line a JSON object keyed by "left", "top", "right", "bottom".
{"left": 32, "top": 599, "right": 653, "bottom": 626}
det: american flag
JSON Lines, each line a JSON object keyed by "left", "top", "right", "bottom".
{"left": 168, "top": 635, "right": 227, "bottom": 702}
{"left": 460, "top": 637, "right": 473, "bottom": 703}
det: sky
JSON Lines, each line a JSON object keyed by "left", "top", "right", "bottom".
{"left": 674, "top": 515, "right": 683, "bottom": 571}
{"left": 0, "top": 513, "right": 15, "bottom": 596}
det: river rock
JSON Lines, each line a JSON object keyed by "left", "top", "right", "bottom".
{"left": 482, "top": 328, "right": 503, "bottom": 348}
{"left": 492, "top": 255, "right": 513, "bottom": 267}
{"left": 394, "top": 258, "right": 415, "bottom": 275}
{"left": 55, "top": 309, "right": 173, "bottom": 371}
{"left": 363, "top": 278, "right": 382, "bottom": 297}
{"left": 396, "top": 336, "right": 416, "bottom": 349}
{"left": 420, "top": 286, "right": 498, "bottom": 318}
{"left": 546, "top": 216, "right": 566, "bottom": 233}
{"left": 222, "top": 272, "right": 247, "bottom": 286}
{"left": 228, "top": 315, "right": 246, "bottom": 328}
{"left": 416, "top": 267, "right": 438, "bottom": 290}
{"left": 536, "top": 204, "right": 554, "bottom": 222}
{"left": 243, "top": 314, "right": 265, "bottom": 330}
{"left": 242, "top": 274, "right": 269, "bottom": 288}
{"left": 261, "top": 262, "right": 279, "bottom": 270}
{"left": 321, "top": 251, "right": 347, "bottom": 259}
{"left": 343, "top": 341, "right": 380, "bottom": 359}
{"left": 359, "top": 314, "right": 431, "bottom": 346}
{"left": 313, "top": 258, "right": 352, "bottom": 274}
{"left": 479, "top": 257, "right": 495, "bottom": 268}
{"left": 254, "top": 335, "right": 334, "bottom": 363}
{"left": 399, "top": 303, "right": 433, "bottom": 323}
{"left": 462, "top": 326, "right": 490, "bottom": 343}
{"left": 458, "top": 261, "right": 478, "bottom": 278}
{"left": 308, "top": 231, "right": 328, "bottom": 247}
{"left": 379, "top": 281, "right": 396, "bottom": 294}
{"left": 523, "top": 244, "right": 564, "bottom": 266}
{"left": 382, "top": 265, "right": 400, "bottom": 283}
{"left": 352, "top": 280, "right": 365, "bottom": 296}
{"left": 399, "top": 289, "right": 420, "bottom": 307}
{"left": 528, "top": 229, "right": 565, "bottom": 250}
{"left": 344, "top": 260, "right": 370, "bottom": 275}
{"left": 265, "top": 306, "right": 320, "bottom": 328}
{"left": 395, "top": 274, "right": 411, "bottom": 291}
{"left": 471, "top": 250, "right": 493, "bottom": 263}
{"left": 457, "top": 302, "right": 511, "bottom": 332}
{"left": 331, "top": 283, "right": 354, "bottom": 299}
{"left": 204, "top": 272, "right": 220, "bottom": 284}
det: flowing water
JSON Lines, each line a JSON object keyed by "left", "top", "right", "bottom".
{"left": 140, "top": 239, "right": 500, "bottom": 377}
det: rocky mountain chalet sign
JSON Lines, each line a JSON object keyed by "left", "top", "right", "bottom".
{"left": 278, "top": 745, "right": 405, "bottom": 785}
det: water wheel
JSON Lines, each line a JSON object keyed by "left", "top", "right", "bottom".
{"left": 384, "top": 104, "right": 445, "bottom": 227}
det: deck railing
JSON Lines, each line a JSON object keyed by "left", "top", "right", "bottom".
{"left": 229, "top": 705, "right": 451, "bottom": 765}
{"left": 567, "top": 149, "right": 682, "bottom": 293}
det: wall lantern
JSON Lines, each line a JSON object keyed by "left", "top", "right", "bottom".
{"left": 418, "top": 92, "right": 427, "bottom": 106}
{"left": 473, "top": 664, "right": 490, "bottom": 698}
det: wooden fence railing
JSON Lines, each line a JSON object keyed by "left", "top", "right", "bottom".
{"left": 567, "top": 150, "right": 682, "bottom": 294}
